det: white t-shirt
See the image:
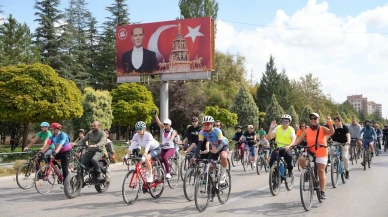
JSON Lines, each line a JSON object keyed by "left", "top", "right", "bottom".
{"left": 129, "top": 132, "right": 159, "bottom": 153}
{"left": 272, "top": 126, "right": 296, "bottom": 138}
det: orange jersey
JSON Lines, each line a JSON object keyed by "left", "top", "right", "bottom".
{"left": 305, "top": 126, "right": 328, "bottom": 158}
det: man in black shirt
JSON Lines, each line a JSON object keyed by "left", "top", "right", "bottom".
{"left": 240, "top": 125, "right": 257, "bottom": 168}
{"left": 331, "top": 116, "right": 351, "bottom": 179}
{"left": 182, "top": 116, "right": 201, "bottom": 153}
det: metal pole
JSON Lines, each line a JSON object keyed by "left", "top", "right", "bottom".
{"left": 160, "top": 81, "right": 169, "bottom": 140}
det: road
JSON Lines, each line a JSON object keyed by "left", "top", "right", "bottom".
{"left": 1, "top": 153, "right": 388, "bottom": 217}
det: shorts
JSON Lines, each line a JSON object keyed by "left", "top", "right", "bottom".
{"left": 362, "top": 139, "right": 374, "bottom": 150}
{"left": 263, "top": 148, "right": 270, "bottom": 155}
{"left": 302, "top": 152, "right": 327, "bottom": 165}
{"left": 247, "top": 144, "right": 256, "bottom": 157}
{"left": 208, "top": 145, "right": 229, "bottom": 160}
{"left": 148, "top": 146, "right": 161, "bottom": 159}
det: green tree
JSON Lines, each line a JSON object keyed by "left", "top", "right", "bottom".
{"left": 178, "top": 0, "right": 219, "bottom": 33}
{"left": 287, "top": 105, "right": 299, "bottom": 126}
{"left": 96, "top": 0, "right": 130, "bottom": 90}
{"left": 73, "top": 87, "right": 113, "bottom": 135}
{"left": 231, "top": 86, "right": 260, "bottom": 128}
{"left": 34, "top": 0, "right": 65, "bottom": 71}
{"left": 300, "top": 105, "right": 314, "bottom": 126}
{"left": 111, "top": 83, "right": 157, "bottom": 137}
{"left": 0, "top": 63, "right": 83, "bottom": 149}
{"left": 85, "top": 12, "right": 99, "bottom": 86}
{"left": 264, "top": 94, "right": 284, "bottom": 129}
{"left": 205, "top": 106, "right": 238, "bottom": 127}
{"left": 258, "top": 112, "right": 266, "bottom": 128}
{"left": 340, "top": 112, "right": 350, "bottom": 124}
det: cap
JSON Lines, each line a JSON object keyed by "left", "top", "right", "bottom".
{"left": 309, "top": 113, "right": 320, "bottom": 118}
{"left": 163, "top": 119, "right": 172, "bottom": 125}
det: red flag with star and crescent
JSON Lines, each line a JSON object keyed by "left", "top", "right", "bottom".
{"left": 116, "top": 17, "right": 214, "bottom": 77}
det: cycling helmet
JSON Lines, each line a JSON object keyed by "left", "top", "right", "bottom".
{"left": 365, "top": 119, "right": 371, "bottom": 124}
{"left": 202, "top": 116, "right": 215, "bottom": 123}
{"left": 192, "top": 116, "right": 199, "bottom": 122}
{"left": 135, "top": 121, "right": 146, "bottom": 129}
{"left": 281, "top": 114, "right": 292, "bottom": 122}
{"left": 50, "top": 123, "right": 62, "bottom": 130}
{"left": 40, "top": 122, "right": 50, "bottom": 127}
{"left": 236, "top": 125, "right": 242, "bottom": 129}
{"left": 78, "top": 129, "right": 85, "bottom": 134}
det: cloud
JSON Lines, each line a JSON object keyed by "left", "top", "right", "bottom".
{"left": 216, "top": 0, "right": 388, "bottom": 117}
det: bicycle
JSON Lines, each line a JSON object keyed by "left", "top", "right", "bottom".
{"left": 34, "top": 156, "right": 64, "bottom": 195}
{"left": 256, "top": 146, "right": 270, "bottom": 175}
{"left": 153, "top": 151, "right": 180, "bottom": 189}
{"left": 242, "top": 143, "right": 256, "bottom": 172}
{"left": 183, "top": 154, "right": 205, "bottom": 201}
{"left": 292, "top": 145, "right": 304, "bottom": 172}
{"left": 361, "top": 140, "right": 373, "bottom": 170}
{"left": 230, "top": 141, "right": 243, "bottom": 167}
{"left": 122, "top": 157, "right": 165, "bottom": 205}
{"left": 194, "top": 158, "right": 231, "bottom": 212}
{"left": 300, "top": 144, "right": 325, "bottom": 211}
{"left": 383, "top": 136, "right": 388, "bottom": 152}
{"left": 16, "top": 150, "right": 41, "bottom": 190}
{"left": 374, "top": 138, "right": 381, "bottom": 157}
{"left": 330, "top": 142, "right": 346, "bottom": 188}
{"left": 269, "top": 147, "right": 294, "bottom": 196}
{"left": 349, "top": 139, "right": 358, "bottom": 165}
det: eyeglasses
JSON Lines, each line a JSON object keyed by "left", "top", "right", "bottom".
{"left": 282, "top": 120, "right": 289, "bottom": 124}
{"left": 309, "top": 117, "right": 318, "bottom": 120}
{"left": 192, "top": 121, "right": 198, "bottom": 123}
{"left": 203, "top": 123, "right": 212, "bottom": 127}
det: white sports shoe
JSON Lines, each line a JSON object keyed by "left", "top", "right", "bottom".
{"left": 146, "top": 172, "right": 153, "bottom": 183}
{"left": 219, "top": 173, "right": 226, "bottom": 184}
{"left": 165, "top": 173, "right": 171, "bottom": 179}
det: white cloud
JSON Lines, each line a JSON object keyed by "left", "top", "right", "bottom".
{"left": 216, "top": 0, "right": 388, "bottom": 117}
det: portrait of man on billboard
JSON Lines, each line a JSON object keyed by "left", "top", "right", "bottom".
{"left": 122, "top": 26, "right": 158, "bottom": 74}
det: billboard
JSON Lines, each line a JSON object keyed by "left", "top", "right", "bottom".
{"left": 116, "top": 17, "right": 215, "bottom": 83}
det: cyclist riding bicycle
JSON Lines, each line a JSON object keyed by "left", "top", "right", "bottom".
{"left": 240, "top": 125, "right": 257, "bottom": 168}
{"left": 76, "top": 121, "right": 107, "bottom": 181}
{"left": 124, "top": 121, "right": 161, "bottom": 183}
{"left": 232, "top": 126, "right": 244, "bottom": 160}
{"left": 267, "top": 114, "right": 295, "bottom": 177}
{"left": 154, "top": 112, "right": 177, "bottom": 180}
{"left": 181, "top": 116, "right": 201, "bottom": 152}
{"left": 348, "top": 118, "right": 362, "bottom": 159}
{"left": 194, "top": 116, "right": 229, "bottom": 184}
{"left": 358, "top": 120, "right": 377, "bottom": 163}
{"left": 258, "top": 134, "right": 270, "bottom": 163}
{"left": 24, "top": 122, "right": 53, "bottom": 165}
{"left": 331, "top": 116, "right": 351, "bottom": 179}
{"left": 292, "top": 113, "right": 334, "bottom": 199}
{"left": 374, "top": 124, "right": 382, "bottom": 152}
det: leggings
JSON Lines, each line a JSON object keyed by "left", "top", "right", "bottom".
{"left": 237, "top": 142, "right": 244, "bottom": 158}
{"left": 160, "top": 148, "right": 175, "bottom": 173}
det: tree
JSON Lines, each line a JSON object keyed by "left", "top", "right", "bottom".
{"left": 34, "top": 0, "right": 65, "bottom": 71}
{"left": 111, "top": 83, "right": 158, "bottom": 138}
{"left": 300, "top": 105, "right": 314, "bottom": 126}
{"left": 0, "top": 63, "right": 83, "bottom": 149}
{"left": 205, "top": 106, "right": 238, "bottom": 127}
{"left": 231, "top": 86, "right": 260, "bottom": 128}
{"left": 264, "top": 94, "right": 284, "bottom": 129}
{"left": 287, "top": 105, "right": 299, "bottom": 126}
{"left": 73, "top": 87, "right": 113, "bottom": 135}
{"left": 340, "top": 112, "right": 350, "bottom": 124}
{"left": 84, "top": 12, "right": 99, "bottom": 86}
{"left": 96, "top": 0, "right": 130, "bottom": 90}
{"left": 258, "top": 112, "right": 266, "bottom": 128}
{"left": 178, "top": 0, "right": 219, "bottom": 33}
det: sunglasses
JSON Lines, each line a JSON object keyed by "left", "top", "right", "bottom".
{"left": 135, "top": 127, "right": 144, "bottom": 131}
{"left": 309, "top": 117, "right": 318, "bottom": 120}
{"left": 282, "top": 120, "right": 289, "bottom": 124}
{"left": 192, "top": 121, "right": 198, "bottom": 123}
{"left": 203, "top": 123, "right": 212, "bottom": 127}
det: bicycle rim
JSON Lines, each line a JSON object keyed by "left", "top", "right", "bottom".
{"left": 16, "top": 162, "right": 36, "bottom": 190}
{"left": 300, "top": 169, "right": 313, "bottom": 211}
{"left": 194, "top": 172, "right": 211, "bottom": 212}
{"left": 122, "top": 170, "right": 141, "bottom": 205}
{"left": 64, "top": 172, "right": 82, "bottom": 199}
{"left": 180, "top": 158, "right": 188, "bottom": 181}
{"left": 242, "top": 154, "right": 246, "bottom": 172}
{"left": 330, "top": 158, "right": 339, "bottom": 188}
{"left": 285, "top": 169, "right": 294, "bottom": 191}
{"left": 363, "top": 151, "right": 367, "bottom": 170}
{"left": 269, "top": 164, "right": 280, "bottom": 196}
{"left": 149, "top": 167, "right": 165, "bottom": 198}
{"left": 35, "top": 165, "right": 56, "bottom": 195}
{"left": 167, "top": 160, "right": 180, "bottom": 189}
{"left": 183, "top": 168, "right": 196, "bottom": 201}
{"left": 217, "top": 169, "right": 231, "bottom": 204}
{"left": 368, "top": 152, "right": 371, "bottom": 168}
{"left": 256, "top": 157, "right": 261, "bottom": 175}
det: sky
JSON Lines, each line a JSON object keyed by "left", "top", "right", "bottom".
{"left": 1, "top": 0, "right": 388, "bottom": 117}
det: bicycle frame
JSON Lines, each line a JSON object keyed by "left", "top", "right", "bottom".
{"left": 46, "top": 157, "right": 64, "bottom": 183}
{"left": 331, "top": 143, "right": 345, "bottom": 175}
{"left": 131, "top": 159, "right": 162, "bottom": 190}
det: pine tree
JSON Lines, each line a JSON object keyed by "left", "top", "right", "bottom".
{"left": 264, "top": 94, "right": 284, "bottom": 129}
{"left": 231, "top": 86, "right": 260, "bottom": 129}
{"left": 34, "top": 0, "right": 65, "bottom": 71}
{"left": 340, "top": 112, "right": 349, "bottom": 124}
{"left": 287, "top": 105, "right": 299, "bottom": 126}
{"left": 300, "top": 105, "right": 314, "bottom": 126}
{"left": 85, "top": 12, "right": 99, "bottom": 86}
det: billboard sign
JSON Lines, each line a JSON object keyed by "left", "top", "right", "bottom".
{"left": 116, "top": 17, "right": 215, "bottom": 83}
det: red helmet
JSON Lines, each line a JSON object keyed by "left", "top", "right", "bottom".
{"left": 50, "top": 123, "right": 62, "bottom": 130}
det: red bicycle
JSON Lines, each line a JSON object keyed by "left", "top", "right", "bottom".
{"left": 34, "top": 156, "right": 64, "bottom": 195}
{"left": 122, "top": 157, "right": 165, "bottom": 205}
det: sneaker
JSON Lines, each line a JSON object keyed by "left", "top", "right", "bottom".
{"left": 288, "top": 170, "right": 293, "bottom": 178}
{"left": 146, "top": 172, "right": 153, "bottom": 183}
{"left": 361, "top": 162, "right": 365, "bottom": 166}
{"left": 219, "top": 173, "right": 226, "bottom": 185}
{"left": 252, "top": 163, "right": 256, "bottom": 168}
{"left": 327, "top": 163, "right": 331, "bottom": 166}
{"left": 345, "top": 171, "right": 350, "bottom": 179}
{"left": 165, "top": 173, "right": 171, "bottom": 180}
{"left": 320, "top": 191, "right": 327, "bottom": 199}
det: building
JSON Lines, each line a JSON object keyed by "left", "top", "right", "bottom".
{"left": 347, "top": 95, "right": 368, "bottom": 113}
{"left": 367, "top": 101, "right": 382, "bottom": 115}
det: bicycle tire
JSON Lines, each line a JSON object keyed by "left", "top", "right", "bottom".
{"left": 256, "top": 156, "right": 261, "bottom": 175}
{"left": 368, "top": 151, "right": 371, "bottom": 168}
{"left": 285, "top": 169, "right": 294, "bottom": 191}
{"left": 300, "top": 168, "right": 313, "bottom": 211}
{"left": 241, "top": 153, "right": 246, "bottom": 172}
{"left": 194, "top": 172, "right": 211, "bottom": 212}
{"left": 16, "top": 162, "right": 36, "bottom": 190}
{"left": 167, "top": 159, "right": 180, "bottom": 189}
{"left": 363, "top": 150, "right": 367, "bottom": 170}
{"left": 149, "top": 167, "right": 165, "bottom": 199}
{"left": 331, "top": 157, "right": 339, "bottom": 188}
{"left": 269, "top": 163, "right": 280, "bottom": 196}
{"left": 183, "top": 168, "right": 197, "bottom": 201}
{"left": 180, "top": 157, "right": 188, "bottom": 181}
{"left": 34, "top": 165, "right": 56, "bottom": 195}
{"left": 64, "top": 172, "right": 82, "bottom": 199}
{"left": 217, "top": 169, "right": 231, "bottom": 204}
{"left": 122, "top": 170, "right": 141, "bottom": 205}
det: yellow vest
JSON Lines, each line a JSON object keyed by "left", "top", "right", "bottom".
{"left": 275, "top": 126, "right": 294, "bottom": 147}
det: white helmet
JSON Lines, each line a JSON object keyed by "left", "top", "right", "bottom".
{"left": 163, "top": 119, "right": 172, "bottom": 125}
{"left": 281, "top": 114, "right": 292, "bottom": 122}
{"left": 202, "top": 116, "right": 215, "bottom": 123}
{"left": 135, "top": 121, "right": 146, "bottom": 129}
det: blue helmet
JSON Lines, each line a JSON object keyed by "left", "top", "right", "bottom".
{"left": 40, "top": 122, "right": 50, "bottom": 127}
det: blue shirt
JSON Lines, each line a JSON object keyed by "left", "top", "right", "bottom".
{"left": 199, "top": 128, "right": 228, "bottom": 148}
{"left": 49, "top": 132, "right": 71, "bottom": 152}
{"left": 358, "top": 127, "right": 377, "bottom": 140}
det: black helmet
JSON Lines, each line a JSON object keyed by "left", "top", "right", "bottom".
{"left": 235, "top": 126, "right": 242, "bottom": 129}
{"left": 365, "top": 119, "right": 371, "bottom": 124}
{"left": 192, "top": 116, "right": 199, "bottom": 122}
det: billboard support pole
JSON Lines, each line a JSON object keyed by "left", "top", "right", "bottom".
{"left": 160, "top": 81, "right": 169, "bottom": 139}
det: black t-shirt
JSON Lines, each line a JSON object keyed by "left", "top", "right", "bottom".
{"left": 243, "top": 131, "right": 256, "bottom": 145}
{"left": 185, "top": 125, "right": 201, "bottom": 144}
{"left": 383, "top": 128, "right": 388, "bottom": 136}
{"left": 332, "top": 124, "right": 349, "bottom": 143}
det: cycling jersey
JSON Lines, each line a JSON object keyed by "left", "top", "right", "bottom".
{"left": 37, "top": 131, "right": 54, "bottom": 149}
{"left": 305, "top": 126, "right": 328, "bottom": 158}
{"left": 232, "top": 132, "right": 244, "bottom": 142}
{"left": 185, "top": 125, "right": 201, "bottom": 144}
{"left": 243, "top": 131, "right": 256, "bottom": 145}
{"left": 383, "top": 128, "right": 388, "bottom": 136}
{"left": 49, "top": 132, "right": 71, "bottom": 153}
{"left": 130, "top": 132, "right": 159, "bottom": 153}
{"left": 272, "top": 126, "right": 295, "bottom": 147}
{"left": 358, "top": 127, "right": 377, "bottom": 140}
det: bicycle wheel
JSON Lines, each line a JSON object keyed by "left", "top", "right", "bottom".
{"left": 180, "top": 157, "right": 189, "bottom": 181}
{"left": 231, "top": 150, "right": 238, "bottom": 167}
{"left": 35, "top": 165, "right": 56, "bottom": 195}
{"left": 340, "top": 161, "right": 346, "bottom": 184}
{"left": 64, "top": 172, "right": 82, "bottom": 199}
{"left": 368, "top": 151, "right": 371, "bottom": 168}
{"left": 167, "top": 159, "right": 180, "bottom": 189}
{"left": 16, "top": 162, "right": 36, "bottom": 190}
{"left": 122, "top": 170, "right": 141, "bottom": 205}
{"left": 241, "top": 153, "right": 246, "bottom": 172}
{"left": 300, "top": 168, "right": 313, "bottom": 211}
{"left": 354, "top": 148, "right": 358, "bottom": 164}
{"left": 149, "top": 167, "right": 165, "bottom": 198}
{"left": 330, "top": 157, "right": 339, "bottom": 188}
{"left": 363, "top": 150, "right": 367, "bottom": 170}
{"left": 269, "top": 163, "right": 281, "bottom": 196}
{"left": 194, "top": 172, "right": 211, "bottom": 212}
{"left": 183, "top": 168, "right": 198, "bottom": 201}
{"left": 285, "top": 169, "right": 294, "bottom": 191}
{"left": 68, "top": 151, "right": 79, "bottom": 173}
{"left": 217, "top": 169, "right": 231, "bottom": 204}
{"left": 95, "top": 173, "right": 110, "bottom": 193}
{"left": 256, "top": 156, "right": 262, "bottom": 175}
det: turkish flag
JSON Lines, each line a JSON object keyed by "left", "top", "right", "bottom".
{"left": 116, "top": 17, "right": 214, "bottom": 76}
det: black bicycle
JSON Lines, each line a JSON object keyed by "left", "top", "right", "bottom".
{"left": 349, "top": 139, "right": 359, "bottom": 165}
{"left": 361, "top": 140, "right": 373, "bottom": 170}
{"left": 300, "top": 144, "right": 325, "bottom": 211}
{"left": 16, "top": 150, "right": 41, "bottom": 190}
{"left": 269, "top": 147, "right": 294, "bottom": 196}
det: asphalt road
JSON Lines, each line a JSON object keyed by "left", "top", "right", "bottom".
{"left": 1, "top": 153, "right": 388, "bottom": 217}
